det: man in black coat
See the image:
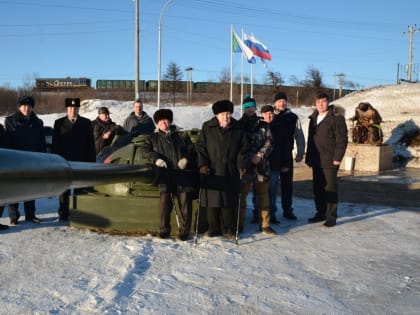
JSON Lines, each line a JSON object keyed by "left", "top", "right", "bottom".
{"left": 52, "top": 98, "right": 96, "bottom": 221}
{"left": 305, "top": 93, "right": 348, "bottom": 227}
{"left": 5, "top": 96, "right": 46, "bottom": 224}
{"left": 268, "top": 92, "right": 305, "bottom": 223}
{"left": 141, "top": 109, "right": 197, "bottom": 240}
{"left": 195, "top": 100, "right": 249, "bottom": 239}
{"left": 91, "top": 106, "right": 121, "bottom": 156}
{"left": 0, "top": 123, "right": 10, "bottom": 230}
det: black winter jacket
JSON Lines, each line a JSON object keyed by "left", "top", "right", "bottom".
{"left": 141, "top": 125, "right": 197, "bottom": 192}
{"left": 5, "top": 111, "right": 46, "bottom": 153}
{"left": 52, "top": 115, "right": 96, "bottom": 162}
{"left": 91, "top": 117, "right": 119, "bottom": 155}
{"left": 195, "top": 117, "right": 249, "bottom": 208}
{"left": 269, "top": 109, "right": 299, "bottom": 170}
{"left": 305, "top": 105, "right": 348, "bottom": 169}
{"left": 0, "top": 124, "right": 9, "bottom": 148}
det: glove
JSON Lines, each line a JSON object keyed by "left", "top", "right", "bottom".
{"left": 199, "top": 165, "right": 209, "bottom": 175}
{"left": 251, "top": 154, "right": 262, "bottom": 165}
{"left": 155, "top": 158, "right": 167, "bottom": 168}
{"left": 177, "top": 158, "right": 188, "bottom": 170}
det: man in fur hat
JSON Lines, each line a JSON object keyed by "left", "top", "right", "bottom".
{"left": 195, "top": 100, "right": 249, "bottom": 239}
{"left": 5, "top": 95, "right": 46, "bottom": 225}
{"left": 141, "top": 109, "right": 197, "bottom": 241}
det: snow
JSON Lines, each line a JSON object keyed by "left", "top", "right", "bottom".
{"left": 1, "top": 84, "right": 419, "bottom": 314}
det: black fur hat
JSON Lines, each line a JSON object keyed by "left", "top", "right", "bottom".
{"left": 17, "top": 95, "right": 35, "bottom": 108}
{"left": 273, "top": 92, "right": 287, "bottom": 102}
{"left": 153, "top": 109, "right": 173, "bottom": 123}
{"left": 65, "top": 98, "right": 81, "bottom": 107}
{"left": 212, "top": 100, "right": 234, "bottom": 115}
{"left": 260, "top": 105, "right": 274, "bottom": 113}
{"left": 98, "top": 106, "right": 110, "bottom": 115}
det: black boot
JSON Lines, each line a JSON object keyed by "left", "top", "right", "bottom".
{"left": 283, "top": 208, "right": 297, "bottom": 220}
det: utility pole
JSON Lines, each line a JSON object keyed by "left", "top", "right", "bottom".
{"left": 185, "top": 67, "right": 193, "bottom": 105}
{"left": 334, "top": 73, "right": 345, "bottom": 98}
{"left": 157, "top": 0, "right": 173, "bottom": 109}
{"left": 134, "top": 0, "right": 140, "bottom": 100}
{"left": 404, "top": 25, "right": 420, "bottom": 81}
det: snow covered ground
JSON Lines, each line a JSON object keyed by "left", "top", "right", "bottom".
{"left": 1, "top": 84, "right": 419, "bottom": 314}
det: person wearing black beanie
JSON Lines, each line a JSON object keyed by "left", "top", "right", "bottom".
{"left": 268, "top": 91, "right": 305, "bottom": 223}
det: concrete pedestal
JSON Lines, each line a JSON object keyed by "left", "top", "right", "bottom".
{"left": 340, "top": 143, "right": 393, "bottom": 172}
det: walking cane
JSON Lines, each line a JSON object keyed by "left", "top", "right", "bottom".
{"left": 235, "top": 175, "right": 243, "bottom": 245}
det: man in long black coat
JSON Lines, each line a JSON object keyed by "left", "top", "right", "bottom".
{"left": 305, "top": 93, "right": 348, "bottom": 227}
{"left": 195, "top": 100, "right": 249, "bottom": 238}
{"left": 52, "top": 98, "right": 96, "bottom": 221}
{"left": 5, "top": 95, "right": 46, "bottom": 224}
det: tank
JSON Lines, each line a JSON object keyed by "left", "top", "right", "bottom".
{"left": 69, "top": 130, "right": 206, "bottom": 235}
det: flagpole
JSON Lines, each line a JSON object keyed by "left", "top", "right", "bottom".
{"left": 240, "top": 28, "right": 244, "bottom": 116}
{"left": 230, "top": 24, "right": 233, "bottom": 102}
{"left": 251, "top": 64, "right": 254, "bottom": 98}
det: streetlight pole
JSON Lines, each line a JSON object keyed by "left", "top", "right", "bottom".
{"left": 134, "top": 0, "right": 140, "bottom": 100}
{"left": 157, "top": 0, "right": 173, "bottom": 109}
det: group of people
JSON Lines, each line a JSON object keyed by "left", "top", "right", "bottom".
{"left": 140, "top": 92, "right": 348, "bottom": 241}
{"left": 0, "top": 97, "right": 154, "bottom": 228}
{"left": 1, "top": 92, "right": 349, "bottom": 240}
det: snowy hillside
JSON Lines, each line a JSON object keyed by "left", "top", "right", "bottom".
{"left": 0, "top": 84, "right": 419, "bottom": 314}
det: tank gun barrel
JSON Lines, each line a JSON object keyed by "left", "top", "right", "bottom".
{"left": 0, "top": 149, "right": 154, "bottom": 205}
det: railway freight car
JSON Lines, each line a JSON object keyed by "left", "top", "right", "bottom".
{"left": 96, "top": 79, "right": 146, "bottom": 91}
{"left": 35, "top": 77, "right": 91, "bottom": 91}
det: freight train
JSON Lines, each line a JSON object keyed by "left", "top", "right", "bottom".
{"left": 35, "top": 77, "right": 273, "bottom": 93}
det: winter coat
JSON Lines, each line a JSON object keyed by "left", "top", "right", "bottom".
{"left": 52, "top": 115, "right": 96, "bottom": 162}
{"left": 239, "top": 114, "right": 273, "bottom": 183}
{"left": 91, "top": 117, "right": 119, "bottom": 155}
{"left": 269, "top": 108, "right": 305, "bottom": 171}
{"left": 195, "top": 117, "right": 249, "bottom": 208}
{"left": 122, "top": 111, "right": 155, "bottom": 136}
{"left": 141, "top": 125, "right": 197, "bottom": 193}
{"left": 0, "top": 124, "right": 9, "bottom": 148}
{"left": 5, "top": 111, "right": 46, "bottom": 153}
{"left": 305, "top": 105, "right": 348, "bottom": 169}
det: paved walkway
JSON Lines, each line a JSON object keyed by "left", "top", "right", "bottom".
{"left": 293, "top": 164, "right": 420, "bottom": 208}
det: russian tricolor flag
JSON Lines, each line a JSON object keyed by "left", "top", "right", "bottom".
{"left": 244, "top": 33, "right": 272, "bottom": 61}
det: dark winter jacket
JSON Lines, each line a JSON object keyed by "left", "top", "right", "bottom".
{"left": 122, "top": 111, "right": 155, "bottom": 136}
{"left": 239, "top": 114, "right": 273, "bottom": 182}
{"left": 91, "top": 117, "right": 119, "bottom": 155}
{"left": 195, "top": 117, "right": 249, "bottom": 208}
{"left": 5, "top": 111, "right": 46, "bottom": 153}
{"left": 52, "top": 115, "right": 96, "bottom": 162}
{"left": 269, "top": 109, "right": 304, "bottom": 171}
{"left": 141, "top": 125, "right": 197, "bottom": 192}
{"left": 305, "top": 105, "right": 348, "bottom": 169}
{"left": 0, "top": 124, "right": 9, "bottom": 148}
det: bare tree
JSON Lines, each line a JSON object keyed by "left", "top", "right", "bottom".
{"left": 163, "top": 61, "right": 183, "bottom": 106}
{"left": 289, "top": 75, "right": 302, "bottom": 86}
{"left": 265, "top": 71, "right": 284, "bottom": 87}
{"left": 302, "top": 66, "right": 324, "bottom": 89}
